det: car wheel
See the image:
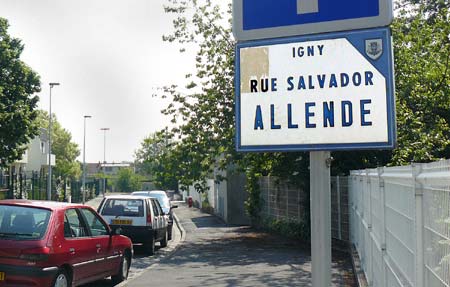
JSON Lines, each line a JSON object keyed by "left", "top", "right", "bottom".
{"left": 52, "top": 269, "right": 70, "bottom": 287}
{"left": 160, "top": 229, "right": 168, "bottom": 248}
{"left": 145, "top": 237, "right": 155, "bottom": 255}
{"left": 112, "top": 253, "right": 130, "bottom": 284}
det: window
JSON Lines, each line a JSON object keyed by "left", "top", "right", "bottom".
{"left": 0, "top": 206, "right": 51, "bottom": 239}
{"left": 101, "top": 199, "right": 144, "bottom": 217}
{"left": 79, "top": 208, "right": 108, "bottom": 236}
{"left": 64, "top": 209, "right": 87, "bottom": 238}
{"left": 151, "top": 199, "right": 160, "bottom": 216}
{"left": 155, "top": 200, "right": 164, "bottom": 215}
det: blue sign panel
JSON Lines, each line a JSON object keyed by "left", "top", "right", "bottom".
{"left": 233, "top": 0, "right": 393, "bottom": 41}
{"left": 244, "top": 0, "right": 379, "bottom": 30}
{"left": 235, "top": 27, "right": 396, "bottom": 152}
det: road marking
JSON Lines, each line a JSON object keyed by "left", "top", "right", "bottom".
{"left": 297, "top": 0, "right": 319, "bottom": 14}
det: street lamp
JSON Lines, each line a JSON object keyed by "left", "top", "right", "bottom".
{"left": 47, "top": 82, "right": 60, "bottom": 201}
{"left": 82, "top": 115, "right": 92, "bottom": 204}
{"left": 100, "top": 128, "right": 110, "bottom": 196}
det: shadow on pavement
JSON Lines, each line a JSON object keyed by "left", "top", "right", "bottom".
{"left": 153, "top": 226, "right": 355, "bottom": 287}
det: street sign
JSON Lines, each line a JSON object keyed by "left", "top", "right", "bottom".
{"left": 235, "top": 27, "right": 396, "bottom": 152}
{"left": 233, "top": 0, "right": 393, "bottom": 41}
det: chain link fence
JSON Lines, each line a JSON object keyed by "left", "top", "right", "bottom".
{"left": 259, "top": 175, "right": 350, "bottom": 242}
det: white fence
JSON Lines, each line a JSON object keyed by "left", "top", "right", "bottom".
{"left": 349, "top": 159, "right": 450, "bottom": 287}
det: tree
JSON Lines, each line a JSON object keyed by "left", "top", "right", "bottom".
{"left": 36, "top": 110, "right": 81, "bottom": 179}
{"left": 390, "top": 0, "right": 450, "bottom": 164}
{"left": 0, "top": 18, "right": 41, "bottom": 167}
{"left": 135, "top": 130, "right": 179, "bottom": 190}
{"left": 159, "top": 1, "right": 237, "bottom": 187}
{"left": 114, "top": 168, "right": 143, "bottom": 193}
{"left": 152, "top": 0, "right": 450, "bottom": 224}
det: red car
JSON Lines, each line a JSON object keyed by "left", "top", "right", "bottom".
{"left": 0, "top": 200, "right": 133, "bottom": 287}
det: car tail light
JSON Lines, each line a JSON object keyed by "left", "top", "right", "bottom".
{"left": 146, "top": 213, "right": 152, "bottom": 225}
{"left": 19, "top": 247, "right": 50, "bottom": 262}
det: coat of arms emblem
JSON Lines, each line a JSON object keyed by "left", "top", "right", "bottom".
{"left": 365, "top": 39, "right": 383, "bottom": 60}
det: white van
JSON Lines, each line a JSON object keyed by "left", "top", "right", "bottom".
{"left": 97, "top": 195, "right": 168, "bottom": 255}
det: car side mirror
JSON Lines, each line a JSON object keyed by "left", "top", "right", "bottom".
{"left": 111, "top": 226, "right": 122, "bottom": 236}
{"left": 170, "top": 205, "right": 178, "bottom": 210}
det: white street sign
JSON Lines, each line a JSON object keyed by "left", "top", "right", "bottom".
{"left": 235, "top": 28, "right": 395, "bottom": 152}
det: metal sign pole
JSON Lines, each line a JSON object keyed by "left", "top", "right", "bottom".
{"left": 310, "top": 151, "right": 331, "bottom": 287}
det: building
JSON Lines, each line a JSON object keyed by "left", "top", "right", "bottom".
{"left": 10, "top": 128, "right": 56, "bottom": 175}
{"left": 100, "top": 162, "right": 133, "bottom": 176}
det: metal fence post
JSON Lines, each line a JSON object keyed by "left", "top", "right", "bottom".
{"left": 19, "top": 172, "right": 23, "bottom": 199}
{"left": 32, "top": 172, "right": 36, "bottom": 199}
{"left": 366, "top": 170, "right": 373, "bottom": 286}
{"left": 13, "top": 172, "right": 17, "bottom": 199}
{"left": 413, "top": 163, "right": 424, "bottom": 287}
{"left": 7, "top": 171, "right": 11, "bottom": 199}
{"left": 268, "top": 176, "right": 271, "bottom": 218}
{"left": 376, "top": 167, "right": 388, "bottom": 287}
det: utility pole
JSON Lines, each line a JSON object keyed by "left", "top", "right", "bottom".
{"left": 100, "top": 128, "right": 110, "bottom": 196}
{"left": 82, "top": 115, "right": 91, "bottom": 204}
{"left": 47, "top": 82, "right": 60, "bottom": 201}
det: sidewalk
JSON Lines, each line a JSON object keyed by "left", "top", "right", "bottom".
{"left": 126, "top": 203, "right": 356, "bottom": 287}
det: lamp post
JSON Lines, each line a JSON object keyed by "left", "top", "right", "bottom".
{"left": 100, "top": 128, "right": 110, "bottom": 196}
{"left": 47, "top": 82, "right": 60, "bottom": 201}
{"left": 82, "top": 115, "right": 92, "bottom": 204}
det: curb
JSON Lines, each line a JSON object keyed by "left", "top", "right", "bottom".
{"left": 350, "top": 244, "right": 369, "bottom": 287}
{"left": 117, "top": 208, "right": 186, "bottom": 286}
{"left": 172, "top": 211, "right": 186, "bottom": 244}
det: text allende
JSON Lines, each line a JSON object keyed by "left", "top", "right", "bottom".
{"left": 253, "top": 100, "right": 373, "bottom": 130}
{"left": 249, "top": 71, "right": 375, "bottom": 93}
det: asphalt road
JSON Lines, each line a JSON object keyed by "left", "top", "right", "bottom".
{"left": 81, "top": 196, "right": 183, "bottom": 287}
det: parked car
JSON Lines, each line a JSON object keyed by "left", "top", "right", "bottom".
{"left": 131, "top": 190, "right": 178, "bottom": 240}
{"left": 97, "top": 195, "right": 168, "bottom": 255}
{"left": 0, "top": 199, "right": 133, "bottom": 287}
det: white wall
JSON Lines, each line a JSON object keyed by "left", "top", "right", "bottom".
{"left": 181, "top": 176, "right": 228, "bottom": 222}
{"left": 26, "top": 135, "right": 55, "bottom": 172}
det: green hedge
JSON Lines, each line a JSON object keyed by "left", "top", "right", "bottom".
{"left": 261, "top": 217, "right": 310, "bottom": 242}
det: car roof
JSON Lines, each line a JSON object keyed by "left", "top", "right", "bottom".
{"left": 148, "top": 190, "right": 166, "bottom": 194}
{"left": 0, "top": 199, "right": 86, "bottom": 211}
{"left": 132, "top": 190, "right": 166, "bottom": 194}
{"left": 104, "top": 194, "right": 153, "bottom": 200}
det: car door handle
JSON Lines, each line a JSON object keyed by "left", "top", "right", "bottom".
{"left": 96, "top": 244, "right": 101, "bottom": 248}
{"left": 69, "top": 248, "right": 75, "bottom": 254}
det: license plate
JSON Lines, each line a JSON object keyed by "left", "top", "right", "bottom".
{"left": 0, "top": 271, "right": 5, "bottom": 281}
{"left": 111, "top": 219, "right": 132, "bottom": 225}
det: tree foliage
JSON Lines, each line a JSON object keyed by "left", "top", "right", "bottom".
{"left": 36, "top": 110, "right": 81, "bottom": 179}
{"left": 154, "top": 0, "right": 237, "bottom": 190}
{"left": 139, "top": 0, "right": 450, "bottom": 221}
{"left": 114, "top": 168, "right": 143, "bottom": 193}
{"left": 390, "top": 0, "right": 450, "bottom": 164}
{"left": 0, "top": 18, "right": 40, "bottom": 167}
{"left": 135, "top": 130, "right": 178, "bottom": 190}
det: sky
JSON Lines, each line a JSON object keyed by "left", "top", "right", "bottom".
{"left": 1, "top": 0, "right": 230, "bottom": 164}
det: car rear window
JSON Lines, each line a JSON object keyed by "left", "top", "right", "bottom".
{"left": 0, "top": 205, "right": 51, "bottom": 240}
{"left": 101, "top": 199, "right": 144, "bottom": 217}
